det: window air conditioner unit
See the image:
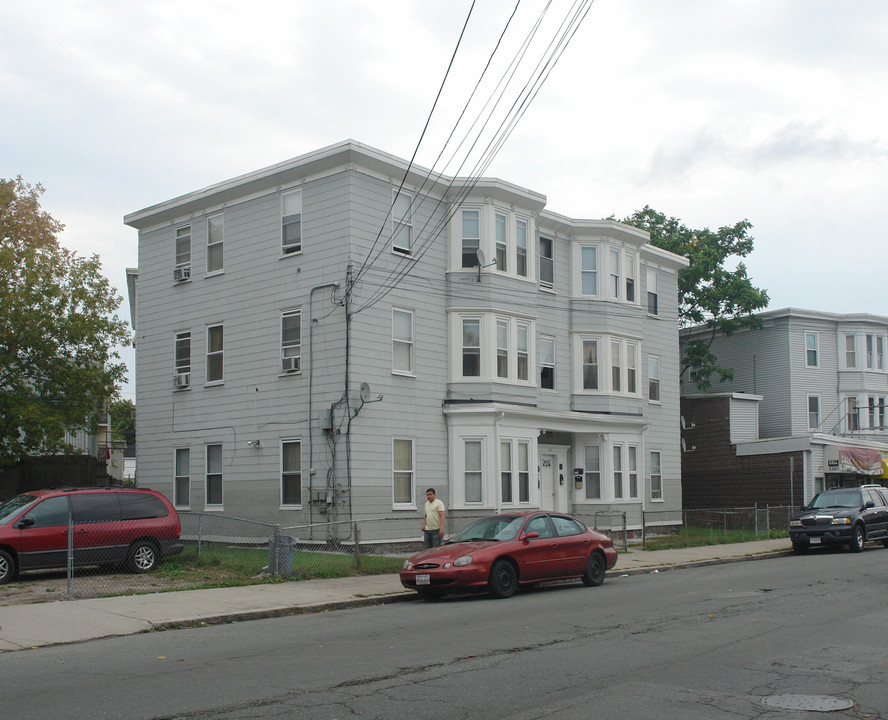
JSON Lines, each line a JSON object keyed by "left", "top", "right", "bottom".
{"left": 173, "top": 372, "right": 191, "bottom": 388}
{"left": 281, "top": 356, "right": 300, "bottom": 373}
{"left": 174, "top": 266, "right": 191, "bottom": 282}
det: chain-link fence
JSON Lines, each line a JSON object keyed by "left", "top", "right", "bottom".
{"left": 573, "top": 511, "right": 628, "bottom": 552}
{"left": 640, "top": 505, "right": 793, "bottom": 549}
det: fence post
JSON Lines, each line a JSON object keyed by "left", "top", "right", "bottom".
{"left": 66, "top": 507, "right": 74, "bottom": 599}
{"left": 354, "top": 522, "right": 361, "bottom": 573}
{"left": 754, "top": 502, "right": 758, "bottom": 537}
{"left": 197, "top": 513, "right": 203, "bottom": 559}
{"left": 683, "top": 509, "right": 688, "bottom": 547}
{"left": 641, "top": 510, "right": 647, "bottom": 550}
{"left": 270, "top": 524, "right": 281, "bottom": 577}
{"left": 765, "top": 505, "right": 770, "bottom": 537}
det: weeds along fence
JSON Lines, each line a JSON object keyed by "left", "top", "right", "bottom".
{"left": 641, "top": 505, "right": 794, "bottom": 549}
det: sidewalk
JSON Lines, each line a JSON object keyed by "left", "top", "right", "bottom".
{"left": 0, "top": 538, "right": 791, "bottom": 653}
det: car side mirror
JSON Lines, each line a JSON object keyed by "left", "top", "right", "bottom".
{"left": 865, "top": 500, "right": 875, "bottom": 509}
{"left": 15, "top": 517, "right": 35, "bottom": 529}
{"left": 523, "top": 531, "right": 540, "bottom": 541}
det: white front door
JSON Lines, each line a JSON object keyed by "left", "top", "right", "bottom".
{"left": 539, "top": 452, "right": 568, "bottom": 512}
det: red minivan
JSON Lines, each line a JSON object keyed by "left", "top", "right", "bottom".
{"left": 0, "top": 487, "right": 184, "bottom": 584}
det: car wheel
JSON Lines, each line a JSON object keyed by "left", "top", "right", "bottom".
{"left": 882, "top": 539, "right": 888, "bottom": 549}
{"left": 791, "top": 541, "right": 808, "bottom": 555}
{"left": 128, "top": 540, "right": 159, "bottom": 573}
{"left": 488, "top": 559, "right": 517, "bottom": 599}
{"left": 849, "top": 525, "right": 865, "bottom": 553}
{"left": 0, "top": 549, "right": 16, "bottom": 585}
{"left": 581, "top": 551, "right": 606, "bottom": 587}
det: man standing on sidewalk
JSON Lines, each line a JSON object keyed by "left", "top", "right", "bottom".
{"left": 422, "top": 488, "right": 445, "bottom": 549}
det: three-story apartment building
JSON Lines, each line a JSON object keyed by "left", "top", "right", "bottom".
{"left": 125, "top": 141, "right": 688, "bottom": 530}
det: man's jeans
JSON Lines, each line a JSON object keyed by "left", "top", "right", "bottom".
{"left": 423, "top": 530, "right": 442, "bottom": 549}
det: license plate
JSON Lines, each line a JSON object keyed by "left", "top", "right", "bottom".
{"left": 416, "top": 574, "right": 431, "bottom": 586}
{"left": 809, "top": 537, "right": 821, "bottom": 544}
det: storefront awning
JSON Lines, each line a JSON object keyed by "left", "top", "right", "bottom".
{"left": 824, "top": 445, "right": 884, "bottom": 476}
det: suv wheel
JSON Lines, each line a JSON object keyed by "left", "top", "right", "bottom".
{"left": 791, "top": 541, "right": 808, "bottom": 555}
{"left": 0, "top": 549, "right": 16, "bottom": 584}
{"left": 849, "top": 525, "right": 865, "bottom": 553}
{"left": 128, "top": 541, "right": 159, "bottom": 573}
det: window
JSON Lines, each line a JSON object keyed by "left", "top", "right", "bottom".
{"left": 516, "top": 218, "right": 528, "bottom": 277}
{"left": 869, "top": 397, "right": 877, "bottom": 429}
{"left": 609, "top": 247, "right": 620, "bottom": 299}
{"left": 584, "top": 444, "right": 601, "bottom": 499}
{"left": 281, "top": 439, "right": 301, "bottom": 506}
{"left": 646, "top": 267, "right": 658, "bottom": 315}
{"left": 496, "top": 318, "right": 509, "bottom": 379}
{"left": 26, "top": 496, "right": 69, "bottom": 527}
{"left": 206, "top": 444, "right": 223, "bottom": 507}
{"left": 461, "top": 209, "right": 480, "bottom": 268}
{"left": 845, "top": 335, "right": 856, "bottom": 368}
{"left": 879, "top": 397, "right": 888, "bottom": 429}
{"left": 500, "top": 441, "right": 513, "bottom": 503}
{"left": 495, "top": 212, "right": 507, "bottom": 271}
{"left": 611, "top": 339, "right": 621, "bottom": 392}
{"left": 878, "top": 336, "right": 885, "bottom": 370}
{"left": 393, "top": 438, "right": 414, "bottom": 505}
{"left": 540, "top": 336, "right": 555, "bottom": 390}
{"left": 625, "top": 251, "right": 636, "bottom": 302}
{"left": 174, "top": 448, "right": 190, "bottom": 508}
{"left": 628, "top": 445, "right": 639, "bottom": 499}
{"left": 174, "top": 331, "right": 191, "bottom": 388}
{"left": 462, "top": 318, "right": 481, "bottom": 377}
{"left": 583, "top": 339, "right": 599, "bottom": 390}
{"left": 627, "top": 342, "right": 637, "bottom": 394}
{"left": 648, "top": 355, "right": 660, "bottom": 402}
{"left": 517, "top": 442, "right": 530, "bottom": 503}
{"left": 539, "top": 236, "right": 554, "bottom": 289}
{"left": 207, "top": 213, "right": 223, "bottom": 273}
{"left": 805, "top": 332, "right": 819, "bottom": 367}
{"left": 464, "top": 440, "right": 483, "bottom": 503}
{"left": 281, "top": 310, "right": 301, "bottom": 373}
{"left": 650, "top": 451, "right": 662, "bottom": 500}
{"left": 392, "top": 189, "right": 413, "bottom": 254}
{"left": 581, "top": 246, "right": 598, "bottom": 295}
{"left": 392, "top": 308, "right": 414, "bottom": 375}
{"left": 847, "top": 397, "right": 859, "bottom": 431}
{"left": 282, "top": 190, "right": 302, "bottom": 254}
{"left": 516, "top": 323, "right": 529, "bottom": 381}
{"left": 206, "top": 325, "right": 224, "bottom": 383}
{"left": 807, "top": 395, "right": 821, "bottom": 430}
{"left": 175, "top": 225, "right": 191, "bottom": 281}
{"left": 613, "top": 445, "right": 623, "bottom": 499}
{"left": 866, "top": 334, "right": 874, "bottom": 369}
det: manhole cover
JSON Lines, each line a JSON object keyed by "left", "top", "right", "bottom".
{"left": 761, "top": 694, "right": 853, "bottom": 712}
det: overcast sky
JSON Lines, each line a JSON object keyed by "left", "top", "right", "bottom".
{"left": 3, "top": 1, "right": 887, "bottom": 400}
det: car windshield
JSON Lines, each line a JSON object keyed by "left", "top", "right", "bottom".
{"left": 809, "top": 491, "right": 861, "bottom": 509}
{"left": 450, "top": 515, "right": 526, "bottom": 543}
{"left": 0, "top": 494, "right": 40, "bottom": 524}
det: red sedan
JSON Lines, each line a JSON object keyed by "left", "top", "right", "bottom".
{"left": 400, "top": 511, "right": 618, "bottom": 600}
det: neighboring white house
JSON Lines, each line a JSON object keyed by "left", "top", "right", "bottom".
{"left": 681, "top": 307, "right": 888, "bottom": 501}
{"left": 124, "top": 140, "right": 688, "bottom": 531}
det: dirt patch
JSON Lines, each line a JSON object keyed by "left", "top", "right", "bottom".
{"left": 0, "top": 570, "right": 195, "bottom": 606}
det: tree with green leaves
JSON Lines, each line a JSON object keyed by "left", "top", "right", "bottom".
{"left": 109, "top": 398, "right": 136, "bottom": 446}
{"left": 0, "top": 176, "right": 131, "bottom": 468}
{"left": 620, "top": 206, "right": 769, "bottom": 390}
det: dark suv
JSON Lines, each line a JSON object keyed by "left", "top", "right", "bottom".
{"left": 0, "top": 487, "right": 184, "bottom": 584}
{"left": 789, "top": 485, "right": 888, "bottom": 554}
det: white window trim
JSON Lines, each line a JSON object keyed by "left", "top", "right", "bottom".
{"left": 281, "top": 189, "right": 303, "bottom": 257}
{"left": 538, "top": 235, "right": 555, "bottom": 291}
{"left": 450, "top": 311, "right": 536, "bottom": 385}
{"left": 206, "top": 324, "right": 224, "bottom": 386}
{"left": 392, "top": 307, "right": 415, "bottom": 376}
{"left": 539, "top": 335, "right": 556, "bottom": 391}
{"left": 649, "top": 450, "right": 663, "bottom": 502}
{"left": 805, "top": 331, "right": 819, "bottom": 368}
{"left": 392, "top": 437, "right": 416, "bottom": 508}
{"left": 392, "top": 188, "right": 414, "bottom": 256}
{"left": 174, "top": 224, "right": 192, "bottom": 282}
{"left": 807, "top": 394, "right": 821, "bottom": 431}
{"left": 648, "top": 354, "right": 661, "bottom": 404}
{"left": 205, "top": 443, "right": 223, "bottom": 510}
{"left": 280, "top": 438, "right": 303, "bottom": 508}
{"left": 498, "top": 438, "right": 534, "bottom": 506}
{"left": 463, "top": 437, "right": 486, "bottom": 506}
{"left": 845, "top": 334, "right": 857, "bottom": 369}
{"left": 281, "top": 309, "right": 302, "bottom": 375}
{"left": 173, "top": 447, "right": 190, "bottom": 510}
{"left": 573, "top": 334, "right": 642, "bottom": 396}
{"left": 206, "top": 212, "right": 224, "bottom": 276}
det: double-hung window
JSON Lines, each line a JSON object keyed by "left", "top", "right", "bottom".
{"left": 805, "top": 332, "right": 819, "bottom": 367}
{"left": 174, "top": 448, "right": 190, "bottom": 508}
{"left": 393, "top": 438, "right": 414, "bottom": 505}
{"left": 500, "top": 440, "right": 531, "bottom": 505}
{"left": 584, "top": 444, "right": 601, "bottom": 499}
{"left": 846, "top": 335, "right": 856, "bottom": 368}
{"left": 613, "top": 445, "right": 624, "bottom": 499}
{"left": 581, "top": 245, "right": 598, "bottom": 296}
{"left": 281, "top": 310, "right": 301, "bottom": 373}
{"left": 206, "top": 444, "right": 223, "bottom": 507}
{"left": 207, "top": 213, "right": 224, "bottom": 274}
{"left": 174, "top": 331, "right": 191, "bottom": 389}
{"left": 611, "top": 339, "right": 621, "bottom": 392}
{"left": 462, "top": 318, "right": 481, "bottom": 377}
{"left": 496, "top": 318, "right": 509, "bottom": 379}
{"left": 462, "top": 210, "right": 481, "bottom": 268}
{"left": 609, "top": 247, "right": 621, "bottom": 299}
{"left": 516, "top": 218, "right": 528, "bottom": 277}
{"left": 282, "top": 190, "right": 302, "bottom": 255}
{"left": 500, "top": 441, "right": 513, "bottom": 503}
{"left": 583, "top": 339, "right": 599, "bottom": 390}
{"left": 627, "top": 342, "right": 637, "bottom": 394}
{"left": 847, "top": 397, "right": 859, "bottom": 431}
{"left": 625, "top": 251, "right": 636, "bottom": 302}
{"left": 495, "top": 212, "right": 508, "bottom": 271}
{"left": 646, "top": 267, "right": 658, "bottom": 315}
{"left": 807, "top": 395, "right": 821, "bottom": 430}
{"left": 878, "top": 336, "right": 885, "bottom": 370}
{"left": 516, "top": 322, "right": 529, "bottom": 381}
{"left": 392, "top": 190, "right": 413, "bottom": 255}
{"left": 281, "top": 439, "right": 302, "bottom": 506}
{"left": 539, "top": 336, "right": 555, "bottom": 390}
{"left": 206, "top": 325, "right": 224, "bottom": 383}
{"left": 650, "top": 451, "right": 662, "bottom": 500}
{"left": 464, "top": 440, "right": 483, "bottom": 503}
{"left": 539, "top": 236, "right": 554, "bottom": 289}
{"left": 628, "top": 445, "right": 639, "bottom": 499}
{"left": 392, "top": 308, "right": 414, "bottom": 375}
{"left": 648, "top": 355, "right": 660, "bottom": 402}
{"left": 175, "top": 225, "right": 191, "bottom": 281}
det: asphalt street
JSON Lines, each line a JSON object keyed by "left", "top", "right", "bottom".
{"left": 2, "top": 545, "right": 887, "bottom": 720}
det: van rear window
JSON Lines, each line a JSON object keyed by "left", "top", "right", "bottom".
{"left": 119, "top": 493, "right": 169, "bottom": 520}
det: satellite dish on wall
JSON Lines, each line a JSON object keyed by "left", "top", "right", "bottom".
{"left": 475, "top": 249, "right": 495, "bottom": 281}
{"left": 360, "top": 382, "right": 372, "bottom": 402}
